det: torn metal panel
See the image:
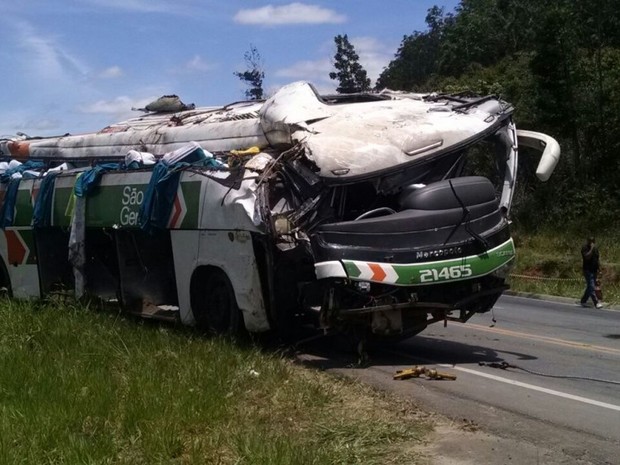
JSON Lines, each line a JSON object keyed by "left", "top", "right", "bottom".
{"left": 195, "top": 170, "right": 264, "bottom": 230}
{"left": 260, "top": 82, "right": 512, "bottom": 182}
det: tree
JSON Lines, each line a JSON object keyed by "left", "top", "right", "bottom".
{"left": 376, "top": 7, "right": 449, "bottom": 91}
{"left": 234, "top": 45, "right": 265, "bottom": 100}
{"left": 329, "top": 34, "right": 371, "bottom": 93}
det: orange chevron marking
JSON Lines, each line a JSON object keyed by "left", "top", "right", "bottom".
{"left": 169, "top": 194, "right": 182, "bottom": 228}
{"left": 368, "top": 263, "right": 386, "bottom": 282}
{"left": 5, "top": 230, "right": 27, "bottom": 265}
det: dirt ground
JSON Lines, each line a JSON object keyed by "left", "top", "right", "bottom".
{"left": 414, "top": 421, "right": 593, "bottom": 464}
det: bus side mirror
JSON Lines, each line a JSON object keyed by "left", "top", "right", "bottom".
{"left": 516, "top": 130, "right": 561, "bottom": 182}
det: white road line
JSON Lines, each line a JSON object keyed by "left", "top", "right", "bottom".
{"left": 382, "top": 348, "right": 620, "bottom": 413}
{"left": 442, "top": 364, "right": 620, "bottom": 412}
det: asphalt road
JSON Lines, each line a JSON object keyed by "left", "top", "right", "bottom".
{"left": 299, "top": 295, "right": 620, "bottom": 464}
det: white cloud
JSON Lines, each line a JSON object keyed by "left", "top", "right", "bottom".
{"left": 5, "top": 0, "right": 201, "bottom": 15}
{"left": 275, "top": 58, "right": 332, "bottom": 79}
{"left": 0, "top": 113, "right": 62, "bottom": 135}
{"left": 16, "top": 20, "right": 89, "bottom": 82}
{"left": 79, "top": 96, "right": 152, "bottom": 115}
{"left": 348, "top": 36, "right": 395, "bottom": 82}
{"left": 234, "top": 3, "right": 346, "bottom": 26}
{"left": 80, "top": 0, "right": 190, "bottom": 13}
{"left": 98, "top": 66, "right": 123, "bottom": 79}
{"left": 15, "top": 118, "right": 61, "bottom": 132}
{"left": 274, "top": 58, "right": 335, "bottom": 93}
{"left": 185, "top": 55, "right": 215, "bottom": 72}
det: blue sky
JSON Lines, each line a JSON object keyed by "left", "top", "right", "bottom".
{"left": 0, "top": 0, "right": 460, "bottom": 137}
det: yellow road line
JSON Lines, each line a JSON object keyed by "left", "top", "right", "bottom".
{"left": 465, "top": 323, "right": 620, "bottom": 355}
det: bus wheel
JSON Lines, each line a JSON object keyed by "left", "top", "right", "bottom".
{"left": 193, "top": 268, "right": 242, "bottom": 336}
{"left": 0, "top": 259, "right": 12, "bottom": 298}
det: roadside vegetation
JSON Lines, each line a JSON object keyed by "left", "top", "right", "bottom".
{"left": 509, "top": 229, "right": 620, "bottom": 305}
{"left": 0, "top": 298, "right": 431, "bottom": 465}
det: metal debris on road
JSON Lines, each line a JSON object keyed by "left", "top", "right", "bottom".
{"left": 394, "top": 366, "right": 457, "bottom": 381}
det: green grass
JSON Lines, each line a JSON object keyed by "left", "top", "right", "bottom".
{"left": 510, "top": 230, "right": 620, "bottom": 304}
{"left": 0, "top": 299, "right": 431, "bottom": 465}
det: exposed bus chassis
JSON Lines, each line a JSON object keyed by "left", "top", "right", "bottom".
{"left": 255, "top": 143, "right": 516, "bottom": 339}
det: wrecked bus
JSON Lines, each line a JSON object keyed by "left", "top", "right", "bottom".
{"left": 0, "top": 81, "right": 560, "bottom": 340}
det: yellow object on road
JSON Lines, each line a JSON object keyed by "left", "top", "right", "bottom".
{"left": 394, "top": 366, "right": 426, "bottom": 380}
{"left": 394, "top": 366, "right": 457, "bottom": 381}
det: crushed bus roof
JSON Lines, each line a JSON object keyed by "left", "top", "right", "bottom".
{"left": 1, "top": 81, "right": 514, "bottom": 182}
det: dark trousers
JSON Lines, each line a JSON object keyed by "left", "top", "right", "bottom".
{"left": 581, "top": 270, "right": 599, "bottom": 304}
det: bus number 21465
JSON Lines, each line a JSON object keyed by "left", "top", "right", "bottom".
{"left": 419, "top": 264, "right": 472, "bottom": 282}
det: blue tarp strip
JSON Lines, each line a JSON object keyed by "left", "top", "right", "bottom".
{"left": 0, "top": 161, "right": 45, "bottom": 183}
{"left": 0, "top": 161, "right": 45, "bottom": 228}
{"left": 139, "top": 156, "right": 225, "bottom": 233}
{"left": 138, "top": 162, "right": 182, "bottom": 233}
{"left": 0, "top": 178, "right": 21, "bottom": 228}
{"left": 32, "top": 171, "right": 60, "bottom": 228}
{"left": 74, "top": 163, "right": 121, "bottom": 197}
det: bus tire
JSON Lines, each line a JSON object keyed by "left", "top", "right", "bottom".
{"left": 192, "top": 267, "right": 242, "bottom": 336}
{"left": 0, "top": 258, "right": 12, "bottom": 298}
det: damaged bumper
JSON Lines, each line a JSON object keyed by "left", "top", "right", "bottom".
{"left": 315, "top": 238, "right": 515, "bottom": 285}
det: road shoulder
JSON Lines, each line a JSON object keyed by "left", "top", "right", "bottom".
{"left": 329, "top": 364, "right": 608, "bottom": 465}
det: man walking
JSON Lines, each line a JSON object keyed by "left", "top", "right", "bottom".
{"left": 581, "top": 236, "right": 603, "bottom": 308}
